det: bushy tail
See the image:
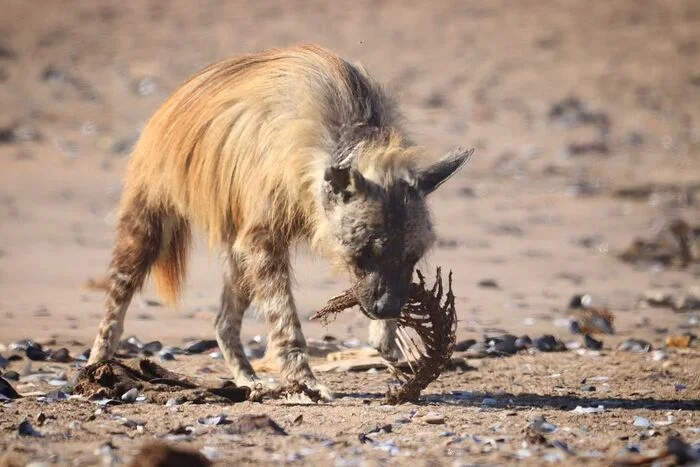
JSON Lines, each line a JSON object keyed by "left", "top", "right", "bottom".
{"left": 151, "top": 216, "right": 191, "bottom": 308}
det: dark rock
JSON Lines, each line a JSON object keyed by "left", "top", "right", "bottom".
{"left": 515, "top": 335, "right": 533, "bottom": 350}
{"left": 26, "top": 344, "right": 47, "bottom": 361}
{"left": 491, "top": 339, "right": 517, "bottom": 355}
{"left": 2, "top": 371, "right": 19, "bottom": 381}
{"left": 49, "top": 348, "right": 72, "bottom": 363}
{"left": 142, "top": 341, "right": 163, "bottom": 354}
{"left": 18, "top": 420, "right": 43, "bottom": 437}
{"left": 0, "top": 354, "right": 8, "bottom": 369}
{"left": 584, "top": 334, "right": 603, "bottom": 350}
{"left": 455, "top": 339, "right": 477, "bottom": 352}
{"left": 159, "top": 352, "right": 175, "bottom": 362}
{"left": 0, "top": 376, "right": 21, "bottom": 399}
{"left": 185, "top": 339, "right": 219, "bottom": 354}
{"left": 77, "top": 348, "right": 90, "bottom": 361}
{"left": 478, "top": 279, "right": 499, "bottom": 289}
{"left": 579, "top": 385, "right": 596, "bottom": 392}
{"left": 534, "top": 335, "right": 566, "bottom": 352}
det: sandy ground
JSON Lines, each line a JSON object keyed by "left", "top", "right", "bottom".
{"left": 1, "top": 0, "right": 699, "bottom": 465}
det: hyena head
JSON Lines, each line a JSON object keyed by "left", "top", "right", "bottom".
{"left": 322, "top": 147, "right": 473, "bottom": 320}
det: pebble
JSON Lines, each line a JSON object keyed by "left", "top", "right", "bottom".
{"left": 18, "top": 420, "right": 43, "bottom": 437}
{"left": 491, "top": 339, "right": 517, "bottom": 355}
{"left": 423, "top": 412, "right": 445, "bottom": 424}
{"left": 579, "top": 385, "right": 596, "bottom": 392}
{"left": 482, "top": 398, "right": 497, "bottom": 406}
{"left": 49, "top": 348, "right": 71, "bottom": 363}
{"left": 651, "top": 350, "right": 668, "bottom": 361}
{"left": 534, "top": 335, "right": 565, "bottom": 352}
{"left": 159, "top": 351, "right": 176, "bottom": 361}
{"left": 571, "top": 405, "right": 605, "bottom": 414}
{"left": 584, "top": 335, "right": 603, "bottom": 350}
{"left": 617, "top": 338, "right": 652, "bottom": 353}
{"left": 454, "top": 339, "right": 476, "bottom": 352}
{"left": 198, "top": 414, "right": 227, "bottom": 426}
{"left": 515, "top": 335, "right": 532, "bottom": 350}
{"left": 26, "top": 344, "right": 47, "bottom": 361}
{"left": 477, "top": 279, "right": 499, "bottom": 289}
{"left": 121, "top": 388, "right": 138, "bottom": 403}
{"left": 633, "top": 416, "right": 651, "bottom": 428}
{"left": 1, "top": 376, "right": 21, "bottom": 399}
{"left": 142, "top": 341, "right": 163, "bottom": 354}
{"left": 529, "top": 415, "right": 557, "bottom": 434}
{"left": 3, "top": 370, "right": 19, "bottom": 381}
{"left": 185, "top": 339, "right": 219, "bottom": 354}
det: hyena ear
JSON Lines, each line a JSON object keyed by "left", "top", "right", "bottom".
{"left": 416, "top": 147, "right": 474, "bottom": 195}
{"left": 324, "top": 166, "right": 369, "bottom": 202}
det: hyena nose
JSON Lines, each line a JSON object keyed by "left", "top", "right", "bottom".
{"left": 373, "top": 293, "right": 402, "bottom": 319}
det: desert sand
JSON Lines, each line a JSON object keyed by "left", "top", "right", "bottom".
{"left": 1, "top": 1, "right": 699, "bottom": 465}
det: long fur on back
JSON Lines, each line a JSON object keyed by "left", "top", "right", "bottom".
{"left": 123, "top": 43, "right": 424, "bottom": 305}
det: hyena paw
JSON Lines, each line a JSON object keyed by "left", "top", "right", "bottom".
{"left": 235, "top": 374, "right": 270, "bottom": 402}
{"left": 300, "top": 378, "right": 334, "bottom": 402}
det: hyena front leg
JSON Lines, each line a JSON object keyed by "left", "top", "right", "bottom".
{"left": 368, "top": 319, "right": 402, "bottom": 362}
{"left": 244, "top": 236, "right": 334, "bottom": 401}
{"left": 215, "top": 251, "right": 261, "bottom": 390}
{"left": 88, "top": 192, "right": 163, "bottom": 365}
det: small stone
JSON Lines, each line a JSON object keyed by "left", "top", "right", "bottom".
{"left": 49, "top": 348, "right": 71, "bottom": 363}
{"left": 3, "top": 371, "right": 19, "bottom": 381}
{"left": 515, "top": 335, "right": 532, "bottom": 350}
{"left": 584, "top": 335, "right": 603, "bottom": 350}
{"left": 423, "top": 412, "right": 445, "bottom": 424}
{"left": 159, "top": 351, "right": 175, "bottom": 361}
{"left": 141, "top": 340, "right": 163, "bottom": 355}
{"left": 121, "top": 388, "right": 138, "bottom": 403}
{"left": 633, "top": 416, "right": 651, "bottom": 428}
{"left": 491, "top": 339, "right": 517, "bottom": 355}
{"left": 455, "top": 339, "right": 477, "bottom": 352}
{"left": 579, "top": 385, "right": 596, "bottom": 392}
{"left": 665, "top": 335, "right": 694, "bottom": 349}
{"left": 529, "top": 415, "right": 557, "bottom": 434}
{"left": 197, "top": 414, "right": 227, "bottom": 426}
{"left": 478, "top": 279, "right": 499, "bottom": 289}
{"left": 26, "top": 344, "right": 47, "bottom": 361}
{"left": 482, "top": 398, "right": 497, "bottom": 406}
{"left": 652, "top": 350, "right": 668, "bottom": 361}
{"left": 571, "top": 405, "right": 604, "bottom": 414}
{"left": 185, "top": 340, "right": 219, "bottom": 354}
{"left": 18, "top": 420, "right": 43, "bottom": 437}
{"left": 0, "top": 376, "right": 21, "bottom": 399}
{"left": 534, "top": 335, "right": 565, "bottom": 352}
{"left": 617, "top": 338, "right": 652, "bottom": 353}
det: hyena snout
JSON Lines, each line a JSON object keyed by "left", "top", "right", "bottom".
{"left": 357, "top": 273, "right": 407, "bottom": 320}
{"left": 373, "top": 291, "right": 404, "bottom": 319}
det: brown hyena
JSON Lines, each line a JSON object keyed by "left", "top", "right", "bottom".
{"left": 88, "top": 43, "right": 472, "bottom": 400}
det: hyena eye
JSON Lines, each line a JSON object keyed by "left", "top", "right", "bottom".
{"left": 355, "top": 244, "right": 374, "bottom": 269}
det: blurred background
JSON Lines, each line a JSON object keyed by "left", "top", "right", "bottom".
{"left": 1, "top": 0, "right": 698, "bottom": 348}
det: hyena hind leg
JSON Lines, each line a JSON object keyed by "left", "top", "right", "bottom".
{"left": 215, "top": 251, "right": 261, "bottom": 389}
{"left": 88, "top": 193, "right": 183, "bottom": 365}
{"left": 368, "top": 319, "right": 402, "bottom": 362}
